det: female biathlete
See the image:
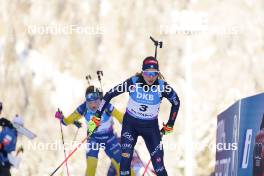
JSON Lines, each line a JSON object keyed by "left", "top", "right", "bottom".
{"left": 55, "top": 86, "right": 135, "bottom": 176}
{"left": 87, "top": 56, "right": 180, "bottom": 176}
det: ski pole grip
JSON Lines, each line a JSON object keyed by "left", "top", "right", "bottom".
{"left": 159, "top": 41, "right": 163, "bottom": 48}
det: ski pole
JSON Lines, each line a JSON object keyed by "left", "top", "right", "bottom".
{"left": 59, "top": 121, "right": 70, "bottom": 176}
{"left": 72, "top": 128, "right": 79, "bottom": 141}
{"left": 85, "top": 74, "right": 92, "bottom": 86}
{"left": 143, "top": 155, "right": 158, "bottom": 176}
{"left": 134, "top": 150, "right": 151, "bottom": 176}
{"left": 0, "top": 101, "right": 2, "bottom": 115}
{"left": 143, "top": 134, "right": 164, "bottom": 176}
{"left": 143, "top": 159, "right": 152, "bottom": 176}
{"left": 72, "top": 120, "right": 82, "bottom": 141}
{"left": 50, "top": 135, "right": 90, "bottom": 176}
{"left": 149, "top": 36, "right": 163, "bottom": 59}
{"left": 96, "top": 70, "right": 104, "bottom": 94}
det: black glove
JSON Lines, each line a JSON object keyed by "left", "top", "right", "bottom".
{"left": 73, "top": 121, "right": 82, "bottom": 128}
{"left": 0, "top": 118, "right": 13, "bottom": 128}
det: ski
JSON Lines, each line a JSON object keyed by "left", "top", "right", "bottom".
{"left": 12, "top": 123, "right": 37, "bottom": 140}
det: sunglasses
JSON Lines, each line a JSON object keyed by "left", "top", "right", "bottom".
{"left": 0, "top": 102, "right": 2, "bottom": 111}
{"left": 142, "top": 71, "right": 159, "bottom": 77}
{"left": 86, "top": 92, "right": 100, "bottom": 102}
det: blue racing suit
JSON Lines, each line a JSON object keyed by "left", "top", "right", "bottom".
{"left": 0, "top": 124, "right": 17, "bottom": 176}
{"left": 95, "top": 75, "right": 180, "bottom": 176}
{"left": 77, "top": 102, "right": 121, "bottom": 162}
{"left": 62, "top": 102, "right": 124, "bottom": 176}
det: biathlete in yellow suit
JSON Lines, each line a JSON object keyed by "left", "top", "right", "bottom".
{"left": 55, "top": 86, "right": 135, "bottom": 176}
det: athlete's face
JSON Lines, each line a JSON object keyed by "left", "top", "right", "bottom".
{"left": 87, "top": 99, "right": 101, "bottom": 111}
{"left": 142, "top": 68, "right": 159, "bottom": 85}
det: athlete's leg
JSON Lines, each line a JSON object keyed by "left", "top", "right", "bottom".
{"left": 85, "top": 138, "right": 100, "bottom": 176}
{"left": 0, "top": 165, "right": 11, "bottom": 176}
{"left": 120, "top": 115, "right": 138, "bottom": 176}
{"left": 104, "top": 133, "right": 121, "bottom": 176}
{"left": 140, "top": 121, "right": 168, "bottom": 176}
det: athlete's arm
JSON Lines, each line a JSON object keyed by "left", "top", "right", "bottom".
{"left": 111, "top": 107, "right": 124, "bottom": 124}
{"left": 162, "top": 82, "right": 180, "bottom": 127}
{"left": 95, "top": 78, "right": 133, "bottom": 117}
{"left": 62, "top": 102, "right": 85, "bottom": 125}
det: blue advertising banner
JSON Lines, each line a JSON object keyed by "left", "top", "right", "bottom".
{"left": 215, "top": 101, "right": 239, "bottom": 176}
{"left": 215, "top": 93, "right": 264, "bottom": 176}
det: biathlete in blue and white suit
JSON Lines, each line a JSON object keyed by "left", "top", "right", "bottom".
{"left": 0, "top": 102, "right": 25, "bottom": 176}
{"left": 87, "top": 56, "right": 180, "bottom": 176}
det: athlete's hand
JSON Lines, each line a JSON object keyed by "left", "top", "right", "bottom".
{"left": 73, "top": 121, "right": 82, "bottom": 128}
{"left": 160, "top": 123, "right": 173, "bottom": 135}
{"left": 87, "top": 116, "right": 100, "bottom": 134}
{"left": 55, "top": 109, "right": 64, "bottom": 121}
